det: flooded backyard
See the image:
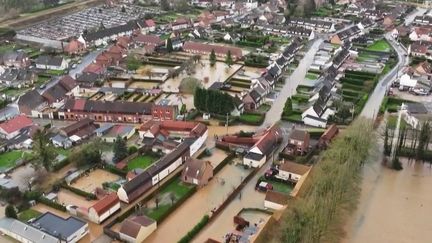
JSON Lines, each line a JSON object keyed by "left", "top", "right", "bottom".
{"left": 144, "top": 162, "right": 251, "bottom": 243}
{"left": 344, "top": 158, "right": 432, "bottom": 243}
{"left": 71, "top": 169, "right": 120, "bottom": 193}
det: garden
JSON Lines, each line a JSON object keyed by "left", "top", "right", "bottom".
{"left": 0, "top": 150, "right": 31, "bottom": 171}
{"left": 366, "top": 39, "right": 391, "bottom": 52}
{"left": 238, "top": 113, "right": 265, "bottom": 125}
{"left": 127, "top": 154, "right": 159, "bottom": 171}
{"left": 340, "top": 70, "right": 378, "bottom": 114}
{"left": 144, "top": 178, "right": 195, "bottom": 222}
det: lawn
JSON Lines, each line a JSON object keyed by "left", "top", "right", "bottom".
{"left": 0, "top": 44, "right": 16, "bottom": 54}
{"left": 239, "top": 113, "right": 264, "bottom": 125}
{"left": 387, "top": 115, "right": 408, "bottom": 130}
{"left": 260, "top": 177, "right": 293, "bottom": 194}
{"left": 146, "top": 178, "right": 195, "bottom": 221}
{"left": 305, "top": 73, "right": 319, "bottom": 80}
{"left": 282, "top": 112, "right": 303, "bottom": 123}
{"left": 18, "top": 209, "right": 41, "bottom": 222}
{"left": 127, "top": 154, "right": 158, "bottom": 171}
{"left": 366, "top": 39, "right": 391, "bottom": 52}
{"left": 45, "top": 69, "right": 66, "bottom": 76}
{"left": 0, "top": 151, "right": 28, "bottom": 170}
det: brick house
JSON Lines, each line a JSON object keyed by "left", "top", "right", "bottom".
{"left": 284, "top": 129, "right": 310, "bottom": 156}
{"left": 64, "top": 38, "right": 86, "bottom": 55}
{"left": 181, "top": 158, "right": 213, "bottom": 187}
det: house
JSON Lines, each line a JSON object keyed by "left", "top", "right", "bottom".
{"left": 413, "top": 15, "right": 432, "bottom": 26}
{"left": 0, "top": 115, "right": 33, "bottom": 139}
{"left": 133, "top": 34, "right": 164, "bottom": 47}
{"left": 302, "top": 76, "right": 335, "bottom": 128}
{"left": 51, "top": 134, "right": 73, "bottom": 148}
{"left": 0, "top": 68, "right": 37, "bottom": 88}
{"left": 409, "top": 26, "right": 432, "bottom": 42}
{"left": 181, "top": 158, "right": 213, "bottom": 187}
{"left": 287, "top": 18, "right": 335, "bottom": 33}
{"left": 139, "top": 120, "right": 208, "bottom": 156}
{"left": 31, "top": 212, "right": 88, "bottom": 243}
{"left": 383, "top": 15, "right": 397, "bottom": 29}
{"left": 35, "top": 55, "right": 68, "bottom": 70}
{"left": 118, "top": 142, "right": 190, "bottom": 203}
{"left": 88, "top": 193, "right": 121, "bottom": 224}
{"left": 403, "top": 103, "right": 432, "bottom": 129}
{"left": 95, "top": 124, "right": 136, "bottom": 143}
{"left": 284, "top": 129, "right": 310, "bottom": 156}
{"left": 264, "top": 190, "right": 288, "bottom": 210}
{"left": 409, "top": 41, "right": 432, "bottom": 58}
{"left": 330, "top": 25, "right": 361, "bottom": 45}
{"left": 243, "top": 125, "right": 282, "bottom": 168}
{"left": 18, "top": 89, "right": 47, "bottom": 115}
{"left": 59, "top": 117, "right": 98, "bottom": 143}
{"left": 64, "top": 38, "right": 86, "bottom": 55}
{"left": 412, "top": 61, "right": 432, "bottom": 81}
{"left": 182, "top": 41, "right": 243, "bottom": 59}
{"left": 153, "top": 100, "right": 179, "bottom": 121}
{"left": 0, "top": 217, "right": 60, "bottom": 243}
{"left": 171, "top": 18, "right": 191, "bottom": 31}
{"left": 276, "top": 160, "right": 311, "bottom": 183}
{"left": 42, "top": 75, "right": 78, "bottom": 105}
{"left": 224, "top": 32, "right": 240, "bottom": 42}
{"left": 60, "top": 99, "right": 156, "bottom": 123}
{"left": 119, "top": 215, "right": 157, "bottom": 243}
{"left": 399, "top": 73, "right": 418, "bottom": 89}
{"left": 318, "top": 124, "right": 339, "bottom": 149}
{"left": 76, "top": 72, "right": 103, "bottom": 87}
{"left": 0, "top": 51, "right": 30, "bottom": 68}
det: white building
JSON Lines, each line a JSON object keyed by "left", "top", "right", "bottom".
{"left": 276, "top": 160, "right": 311, "bottom": 182}
{"left": 119, "top": 216, "right": 157, "bottom": 243}
{"left": 88, "top": 193, "right": 121, "bottom": 224}
{"left": 264, "top": 190, "right": 288, "bottom": 210}
{"left": 0, "top": 217, "right": 60, "bottom": 243}
{"left": 35, "top": 56, "right": 68, "bottom": 70}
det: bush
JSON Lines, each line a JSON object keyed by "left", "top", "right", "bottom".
{"left": 24, "top": 191, "right": 42, "bottom": 201}
{"left": 178, "top": 215, "right": 210, "bottom": 243}
{"left": 52, "top": 158, "right": 70, "bottom": 171}
{"left": 238, "top": 113, "right": 264, "bottom": 125}
{"left": 37, "top": 197, "right": 66, "bottom": 212}
{"left": 104, "top": 164, "right": 127, "bottom": 177}
{"left": 128, "top": 146, "right": 138, "bottom": 155}
{"left": 5, "top": 205, "right": 17, "bottom": 219}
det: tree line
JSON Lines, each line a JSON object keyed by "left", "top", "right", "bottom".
{"left": 194, "top": 87, "right": 235, "bottom": 115}
{"left": 258, "top": 118, "right": 375, "bottom": 243}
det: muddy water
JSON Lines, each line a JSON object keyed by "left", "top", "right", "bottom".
{"left": 343, "top": 158, "right": 432, "bottom": 243}
{"left": 144, "top": 163, "right": 251, "bottom": 243}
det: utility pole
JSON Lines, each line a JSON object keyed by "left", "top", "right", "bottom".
{"left": 390, "top": 103, "right": 405, "bottom": 162}
{"left": 226, "top": 113, "right": 229, "bottom": 135}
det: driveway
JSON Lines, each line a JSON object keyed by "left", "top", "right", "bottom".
{"left": 261, "top": 38, "right": 323, "bottom": 127}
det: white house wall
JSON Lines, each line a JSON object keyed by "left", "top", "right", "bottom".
{"left": 243, "top": 155, "right": 266, "bottom": 168}
{"left": 264, "top": 200, "right": 285, "bottom": 210}
{"left": 151, "top": 157, "right": 182, "bottom": 185}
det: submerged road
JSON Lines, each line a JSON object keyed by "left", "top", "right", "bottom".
{"left": 262, "top": 38, "right": 323, "bottom": 127}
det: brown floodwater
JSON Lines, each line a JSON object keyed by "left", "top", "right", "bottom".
{"left": 343, "top": 158, "right": 432, "bottom": 243}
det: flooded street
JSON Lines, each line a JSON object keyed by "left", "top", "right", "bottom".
{"left": 144, "top": 163, "right": 251, "bottom": 243}
{"left": 344, "top": 158, "right": 432, "bottom": 243}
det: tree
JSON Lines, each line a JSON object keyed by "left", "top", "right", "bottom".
{"left": 282, "top": 98, "right": 293, "bottom": 117}
{"left": 160, "top": 0, "right": 170, "bottom": 11}
{"left": 209, "top": 49, "right": 216, "bottom": 66}
{"left": 121, "top": 5, "right": 126, "bottom": 13}
{"left": 32, "top": 129, "right": 55, "bottom": 171}
{"left": 384, "top": 123, "right": 391, "bottom": 155}
{"left": 166, "top": 38, "right": 173, "bottom": 53}
{"left": 113, "top": 136, "right": 128, "bottom": 163}
{"left": 128, "top": 146, "right": 138, "bottom": 155}
{"left": 416, "top": 121, "right": 431, "bottom": 161}
{"left": 126, "top": 56, "right": 141, "bottom": 71}
{"left": 69, "top": 140, "right": 102, "bottom": 167}
{"left": 194, "top": 87, "right": 235, "bottom": 115}
{"left": 225, "top": 50, "right": 233, "bottom": 67}
{"left": 180, "top": 104, "right": 187, "bottom": 115}
{"left": 5, "top": 205, "right": 17, "bottom": 219}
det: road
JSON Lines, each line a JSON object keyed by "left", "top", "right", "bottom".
{"left": 360, "top": 33, "right": 408, "bottom": 119}
{"left": 262, "top": 38, "right": 323, "bottom": 127}
{"left": 404, "top": 7, "right": 427, "bottom": 25}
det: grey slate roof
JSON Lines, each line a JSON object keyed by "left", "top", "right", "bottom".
{"left": 35, "top": 56, "right": 64, "bottom": 67}
{"left": 0, "top": 217, "right": 59, "bottom": 243}
{"left": 32, "top": 212, "right": 87, "bottom": 241}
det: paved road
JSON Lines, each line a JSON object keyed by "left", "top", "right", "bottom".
{"left": 261, "top": 38, "right": 323, "bottom": 127}
{"left": 360, "top": 33, "right": 408, "bottom": 119}
{"left": 404, "top": 8, "right": 427, "bottom": 25}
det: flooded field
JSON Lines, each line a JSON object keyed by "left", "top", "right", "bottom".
{"left": 344, "top": 158, "right": 432, "bottom": 243}
{"left": 144, "top": 163, "right": 251, "bottom": 243}
{"left": 128, "top": 81, "right": 160, "bottom": 89}
{"left": 161, "top": 60, "right": 242, "bottom": 92}
{"left": 57, "top": 189, "right": 95, "bottom": 208}
{"left": 71, "top": 169, "right": 120, "bottom": 193}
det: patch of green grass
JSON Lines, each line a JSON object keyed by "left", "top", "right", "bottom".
{"left": 159, "top": 178, "right": 194, "bottom": 198}
{"left": 387, "top": 115, "right": 408, "bottom": 130}
{"left": 366, "top": 39, "right": 391, "bottom": 52}
{"left": 0, "top": 44, "right": 16, "bottom": 54}
{"left": 128, "top": 155, "right": 158, "bottom": 171}
{"left": 260, "top": 177, "right": 293, "bottom": 194}
{"left": 0, "top": 151, "right": 27, "bottom": 170}
{"left": 18, "top": 209, "right": 41, "bottom": 222}
{"left": 45, "top": 69, "right": 66, "bottom": 76}
{"left": 239, "top": 113, "right": 263, "bottom": 123}
{"left": 305, "top": 73, "right": 319, "bottom": 80}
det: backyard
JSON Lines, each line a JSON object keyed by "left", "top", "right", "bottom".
{"left": 0, "top": 150, "right": 30, "bottom": 171}
{"left": 127, "top": 154, "right": 159, "bottom": 171}
{"left": 238, "top": 113, "right": 264, "bottom": 125}
{"left": 366, "top": 39, "right": 391, "bottom": 52}
{"left": 18, "top": 208, "right": 42, "bottom": 222}
{"left": 340, "top": 70, "right": 378, "bottom": 114}
{"left": 145, "top": 177, "right": 195, "bottom": 222}
{"left": 71, "top": 169, "right": 121, "bottom": 193}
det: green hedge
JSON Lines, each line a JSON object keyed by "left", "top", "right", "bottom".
{"left": 281, "top": 111, "right": 303, "bottom": 123}
{"left": 61, "top": 183, "right": 97, "bottom": 200}
{"left": 238, "top": 113, "right": 265, "bottom": 126}
{"left": 178, "top": 215, "right": 210, "bottom": 243}
{"left": 341, "top": 89, "right": 363, "bottom": 97}
{"left": 52, "top": 158, "right": 70, "bottom": 171}
{"left": 104, "top": 164, "right": 127, "bottom": 177}
{"left": 37, "top": 197, "right": 66, "bottom": 212}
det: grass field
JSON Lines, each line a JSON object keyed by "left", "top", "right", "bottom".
{"left": 239, "top": 113, "right": 264, "bottom": 124}
{"left": 0, "top": 151, "right": 28, "bottom": 170}
{"left": 128, "top": 154, "right": 158, "bottom": 171}
{"left": 366, "top": 39, "right": 391, "bottom": 52}
{"left": 18, "top": 209, "right": 42, "bottom": 222}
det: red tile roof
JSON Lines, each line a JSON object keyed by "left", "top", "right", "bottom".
{"left": 145, "top": 19, "right": 156, "bottom": 27}
{"left": 83, "top": 63, "right": 105, "bottom": 74}
{"left": 0, "top": 115, "right": 33, "bottom": 134}
{"left": 89, "top": 193, "right": 119, "bottom": 216}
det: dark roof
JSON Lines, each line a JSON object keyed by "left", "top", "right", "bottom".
{"left": 63, "top": 99, "right": 153, "bottom": 115}
{"left": 249, "top": 89, "right": 261, "bottom": 103}
{"left": 407, "top": 103, "right": 428, "bottom": 114}
{"left": 83, "top": 19, "right": 147, "bottom": 42}
{"left": 122, "top": 143, "right": 190, "bottom": 201}
{"left": 61, "top": 117, "right": 95, "bottom": 136}
{"left": 332, "top": 48, "right": 350, "bottom": 68}
{"left": 279, "top": 161, "right": 310, "bottom": 175}
{"left": 32, "top": 212, "right": 87, "bottom": 240}
{"left": 42, "top": 82, "right": 69, "bottom": 103}
{"left": 76, "top": 72, "right": 100, "bottom": 83}
{"left": 35, "top": 55, "right": 64, "bottom": 67}
{"left": 289, "top": 129, "right": 309, "bottom": 142}
{"left": 268, "top": 65, "right": 280, "bottom": 78}
{"left": 18, "top": 90, "right": 45, "bottom": 110}
{"left": 120, "top": 216, "right": 155, "bottom": 238}
{"left": 244, "top": 152, "right": 264, "bottom": 161}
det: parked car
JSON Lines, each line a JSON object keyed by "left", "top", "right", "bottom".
{"left": 412, "top": 89, "right": 429, "bottom": 96}
{"left": 256, "top": 181, "right": 273, "bottom": 192}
